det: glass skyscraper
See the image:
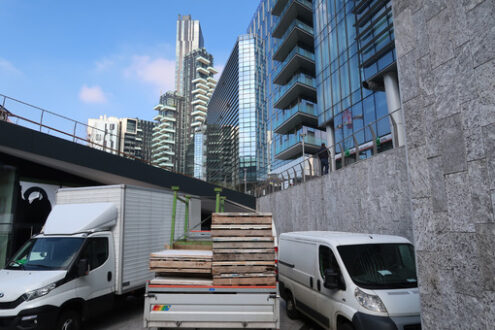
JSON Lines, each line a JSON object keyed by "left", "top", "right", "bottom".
{"left": 206, "top": 34, "right": 267, "bottom": 192}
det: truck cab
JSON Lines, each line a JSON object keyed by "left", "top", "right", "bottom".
{"left": 0, "top": 203, "right": 117, "bottom": 330}
{"left": 278, "top": 231, "right": 421, "bottom": 330}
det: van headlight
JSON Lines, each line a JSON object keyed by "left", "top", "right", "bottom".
{"left": 354, "top": 287, "right": 387, "bottom": 313}
{"left": 23, "top": 283, "right": 57, "bottom": 301}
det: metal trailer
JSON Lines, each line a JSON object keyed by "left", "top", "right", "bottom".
{"left": 143, "top": 284, "right": 280, "bottom": 329}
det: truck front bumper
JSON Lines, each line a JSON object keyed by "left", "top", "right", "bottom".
{"left": 0, "top": 306, "right": 59, "bottom": 330}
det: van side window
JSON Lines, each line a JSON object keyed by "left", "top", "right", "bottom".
{"left": 80, "top": 238, "right": 109, "bottom": 271}
{"left": 319, "top": 245, "right": 339, "bottom": 279}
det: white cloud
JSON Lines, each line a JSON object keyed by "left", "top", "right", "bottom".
{"left": 0, "top": 58, "right": 21, "bottom": 75}
{"left": 79, "top": 85, "right": 107, "bottom": 104}
{"left": 124, "top": 56, "right": 175, "bottom": 93}
{"left": 94, "top": 58, "right": 115, "bottom": 72}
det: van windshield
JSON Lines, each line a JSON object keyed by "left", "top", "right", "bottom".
{"left": 6, "top": 237, "right": 84, "bottom": 271}
{"left": 337, "top": 243, "right": 417, "bottom": 290}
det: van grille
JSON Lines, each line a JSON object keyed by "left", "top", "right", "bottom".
{"left": 404, "top": 324, "right": 421, "bottom": 330}
{"left": 0, "top": 296, "right": 25, "bottom": 309}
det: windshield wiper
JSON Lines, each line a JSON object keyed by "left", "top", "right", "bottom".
{"left": 27, "top": 264, "right": 54, "bottom": 269}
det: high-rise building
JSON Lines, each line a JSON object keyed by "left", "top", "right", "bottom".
{"left": 181, "top": 48, "right": 217, "bottom": 176}
{"left": 152, "top": 91, "right": 185, "bottom": 170}
{"left": 175, "top": 15, "right": 204, "bottom": 95}
{"left": 206, "top": 34, "right": 267, "bottom": 192}
{"left": 87, "top": 116, "right": 156, "bottom": 162}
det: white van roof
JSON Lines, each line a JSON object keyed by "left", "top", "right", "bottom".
{"left": 280, "top": 231, "right": 411, "bottom": 246}
{"left": 43, "top": 203, "right": 118, "bottom": 235}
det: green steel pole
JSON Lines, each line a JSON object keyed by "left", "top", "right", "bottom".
{"left": 170, "top": 186, "right": 179, "bottom": 247}
{"left": 220, "top": 196, "right": 226, "bottom": 212}
{"left": 184, "top": 195, "right": 191, "bottom": 236}
{"left": 214, "top": 187, "right": 222, "bottom": 213}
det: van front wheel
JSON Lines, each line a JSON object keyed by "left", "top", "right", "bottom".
{"left": 57, "top": 309, "right": 81, "bottom": 330}
{"left": 285, "top": 292, "right": 299, "bottom": 320}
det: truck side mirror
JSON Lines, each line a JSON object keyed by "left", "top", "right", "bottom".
{"left": 324, "top": 268, "right": 340, "bottom": 290}
{"left": 77, "top": 259, "right": 89, "bottom": 277}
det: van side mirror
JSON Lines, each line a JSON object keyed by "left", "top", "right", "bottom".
{"left": 324, "top": 268, "right": 340, "bottom": 290}
{"left": 77, "top": 259, "right": 89, "bottom": 277}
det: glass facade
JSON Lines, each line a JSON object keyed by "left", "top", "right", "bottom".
{"left": 206, "top": 34, "right": 267, "bottom": 192}
{"left": 313, "top": 0, "right": 393, "bottom": 162}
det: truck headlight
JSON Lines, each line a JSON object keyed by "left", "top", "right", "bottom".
{"left": 354, "top": 287, "right": 387, "bottom": 313}
{"left": 23, "top": 283, "right": 57, "bottom": 301}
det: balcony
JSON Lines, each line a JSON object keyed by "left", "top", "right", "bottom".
{"left": 273, "top": 101, "right": 318, "bottom": 134}
{"left": 196, "top": 82, "right": 209, "bottom": 90}
{"left": 163, "top": 117, "right": 176, "bottom": 122}
{"left": 275, "top": 128, "right": 327, "bottom": 160}
{"left": 195, "top": 104, "right": 208, "bottom": 111}
{"left": 153, "top": 114, "right": 163, "bottom": 121}
{"left": 273, "top": 20, "right": 314, "bottom": 62}
{"left": 273, "top": 73, "right": 316, "bottom": 109}
{"left": 191, "top": 109, "right": 207, "bottom": 117}
{"left": 207, "top": 66, "right": 218, "bottom": 74}
{"left": 192, "top": 88, "right": 207, "bottom": 95}
{"left": 197, "top": 67, "right": 209, "bottom": 75}
{"left": 272, "top": 0, "right": 289, "bottom": 15}
{"left": 191, "top": 98, "right": 207, "bottom": 106}
{"left": 272, "top": 0, "right": 313, "bottom": 38}
{"left": 196, "top": 94, "right": 210, "bottom": 102}
{"left": 196, "top": 56, "right": 211, "bottom": 65}
{"left": 207, "top": 77, "right": 217, "bottom": 84}
{"left": 273, "top": 46, "right": 315, "bottom": 85}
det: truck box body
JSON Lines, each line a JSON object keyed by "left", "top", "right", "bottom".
{"left": 55, "top": 185, "right": 186, "bottom": 294}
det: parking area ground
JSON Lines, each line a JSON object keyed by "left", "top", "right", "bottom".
{"left": 85, "top": 296, "right": 323, "bottom": 330}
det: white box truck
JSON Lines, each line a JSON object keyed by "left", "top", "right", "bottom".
{"left": 0, "top": 185, "right": 185, "bottom": 330}
{"left": 278, "top": 231, "right": 421, "bottom": 330}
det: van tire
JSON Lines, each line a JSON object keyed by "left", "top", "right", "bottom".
{"left": 56, "top": 309, "right": 81, "bottom": 330}
{"left": 338, "top": 322, "right": 354, "bottom": 330}
{"left": 285, "top": 292, "right": 299, "bottom": 319}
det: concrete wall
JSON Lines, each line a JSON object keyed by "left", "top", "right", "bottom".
{"left": 257, "top": 147, "right": 413, "bottom": 240}
{"left": 393, "top": 0, "right": 495, "bottom": 328}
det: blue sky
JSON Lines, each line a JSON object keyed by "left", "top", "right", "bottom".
{"left": 0, "top": 0, "right": 260, "bottom": 126}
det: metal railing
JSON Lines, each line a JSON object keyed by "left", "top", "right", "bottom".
{"left": 254, "top": 109, "right": 402, "bottom": 197}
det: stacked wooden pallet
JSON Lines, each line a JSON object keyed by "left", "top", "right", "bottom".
{"left": 211, "top": 213, "right": 276, "bottom": 286}
{"left": 149, "top": 249, "right": 212, "bottom": 276}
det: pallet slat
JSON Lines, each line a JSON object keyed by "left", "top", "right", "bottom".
{"left": 213, "top": 242, "right": 274, "bottom": 249}
{"left": 211, "top": 229, "right": 273, "bottom": 237}
{"left": 212, "top": 276, "right": 276, "bottom": 286}
{"left": 212, "top": 265, "right": 275, "bottom": 275}
{"left": 213, "top": 253, "right": 275, "bottom": 261}
{"left": 212, "top": 217, "right": 273, "bottom": 225}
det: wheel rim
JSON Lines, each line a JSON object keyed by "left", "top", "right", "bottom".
{"left": 62, "top": 318, "right": 73, "bottom": 330}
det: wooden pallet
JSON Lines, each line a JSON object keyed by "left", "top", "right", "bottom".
{"left": 211, "top": 213, "right": 276, "bottom": 286}
{"left": 149, "top": 249, "right": 213, "bottom": 275}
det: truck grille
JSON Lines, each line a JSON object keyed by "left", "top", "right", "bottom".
{"left": 404, "top": 324, "right": 421, "bottom": 330}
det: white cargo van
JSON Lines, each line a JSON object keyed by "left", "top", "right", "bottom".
{"left": 278, "top": 232, "right": 421, "bottom": 330}
{"left": 0, "top": 185, "right": 186, "bottom": 330}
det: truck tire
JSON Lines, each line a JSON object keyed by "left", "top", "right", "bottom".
{"left": 285, "top": 291, "right": 299, "bottom": 320}
{"left": 56, "top": 309, "right": 81, "bottom": 330}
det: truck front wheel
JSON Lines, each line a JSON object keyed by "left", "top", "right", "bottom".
{"left": 57, "top": 309, "right": 81, "bottom": 330}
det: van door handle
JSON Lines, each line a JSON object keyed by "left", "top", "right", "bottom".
{"left": 309, "top": 277, "right": 313, "bottom": 288}
{"left": 317, "top": 279, "right": 321, "bottom": 291}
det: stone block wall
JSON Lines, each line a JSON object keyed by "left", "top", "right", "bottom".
{"left": 257, "top": 147, "right": 413, "bottom": 240}
{"left": 393, "top": 0, "right": 495, "bottom": 328}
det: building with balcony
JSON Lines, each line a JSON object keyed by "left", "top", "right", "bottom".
{"left": 206, "top": 34, "right": 268, "bottom": 192}
{"left": 151, "top": 91, "right": 184, "bottom": 170}
{"left": 119, "top": 118, "right": 155, "bottom": 162}
{"left": 87, "top": 115, "right": 121, "bottom": 155}
{"left": 270, "top": 0, "right": 327, "bottom": 166}
{"left": 182, "top": 48, "right": 217, "bottom": 177}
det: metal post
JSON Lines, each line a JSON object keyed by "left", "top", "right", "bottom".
{"left": 339, "top": 142, "right": 346, "bottom": 168}
{"left": 307, "top": 157, "right": 313, "bottom": 177}
{"left": 292, "top": 167, "right": 298, "bottom": 184}
{"left": 244, "top": 168, "right": 247, "bottom": 193}
{"left": 368, "top": 124, "right": 378, "bottom": 155}
{"left": 300, "top": 132, "right": 306, "bottom": 182}
{"left": 73, "top": 122, "right": 78, "bottom": 142}
{"left": 39, "top": 110, "right": 44, "bottom": 132}
{"left": 352, "top": 133, "right": 360, "bottom": 162}
{"left": 184, "top": 195, "right": 190, "bottom": 236}
{"left": 170, "top": 186, "right": 179, "bottom": 246}
{"left": 214, "top": 187, "right": 222, "bottom": 213}
{"left": 299, "top": 163, "right": 306, "bottom": 182}
{"left": 220, "top": 196, "right": 226, "bottom": 212}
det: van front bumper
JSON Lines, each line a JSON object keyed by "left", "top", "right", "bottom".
{"left": 0, "top": 306, "right": 59, "bottom": 330}
{"left": 352, "top": 312, "right": 421, "bottom": 330}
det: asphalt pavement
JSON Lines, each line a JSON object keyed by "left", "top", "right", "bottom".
{"left": 85, "top": 295, "right": 323, "bottom": 330}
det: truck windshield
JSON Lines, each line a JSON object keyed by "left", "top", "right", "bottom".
{"left": 337, "top": 243, "right": 417, "bottom": 290}
{"left": 6, "top": 237, "right": 84, "bottom": 271}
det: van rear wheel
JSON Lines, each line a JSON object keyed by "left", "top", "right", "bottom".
{"left": 285, "top": 291, "right": 299, "bottom": 320}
